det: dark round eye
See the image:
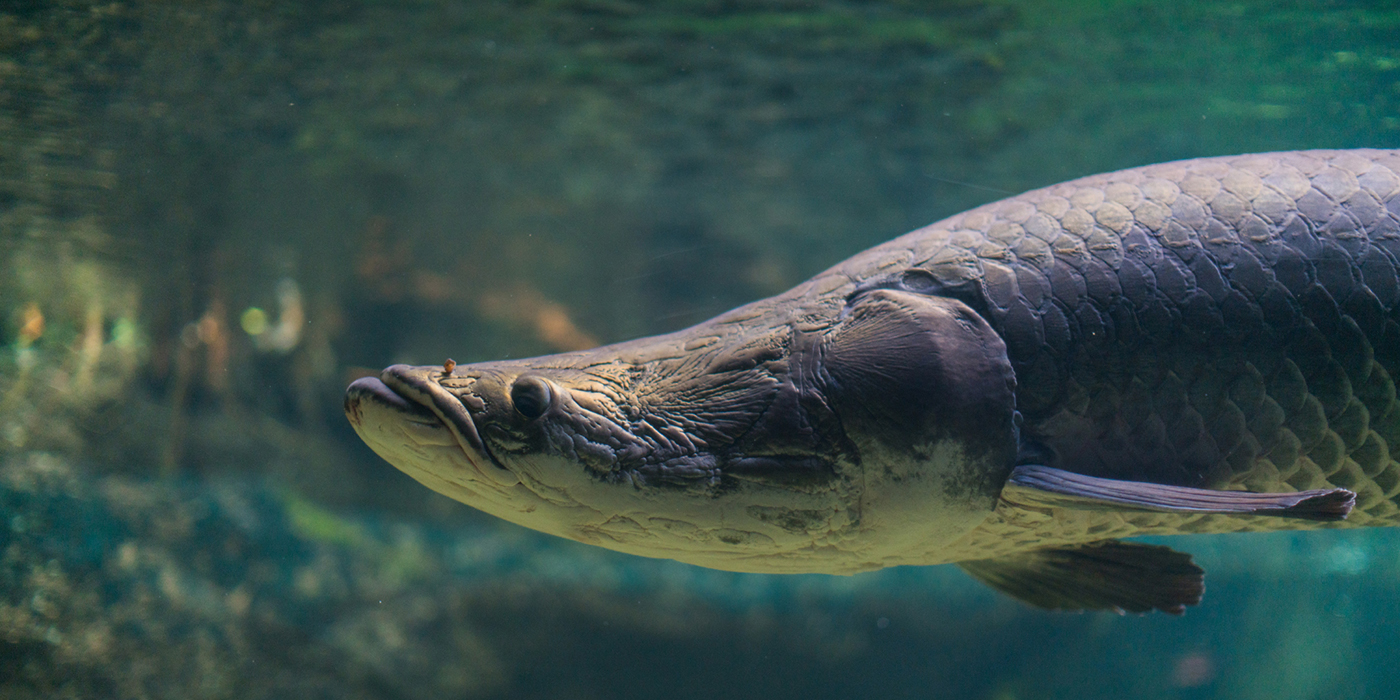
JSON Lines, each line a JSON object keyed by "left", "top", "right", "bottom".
{"left": 509, "top": 375, "right": 552, "bottom": 420}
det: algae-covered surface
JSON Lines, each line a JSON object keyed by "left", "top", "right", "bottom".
{"left": 2, "top": 1, "right": 1399, "bottom": 698}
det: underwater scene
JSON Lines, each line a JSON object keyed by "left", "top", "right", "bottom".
{"left": 4, "top": 1, "right": 1400, "bottom": 698}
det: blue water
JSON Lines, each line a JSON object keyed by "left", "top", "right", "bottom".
{"left": 2, "top": 1, "right": 1398, "bottom": 698}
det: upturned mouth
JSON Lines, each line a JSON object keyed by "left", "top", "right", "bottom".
{"left": 346, "top": 365, "right": 493, "bottom": 469}
{"left": 346, "top": 375, "right": 436, "bottom": 422}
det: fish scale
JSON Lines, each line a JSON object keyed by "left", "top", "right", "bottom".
{"left": 806, "top": 149, "right": 1400, "bottom": 557}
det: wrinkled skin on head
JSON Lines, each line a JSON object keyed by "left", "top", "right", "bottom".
{"left": 346, "top": 283, "right": 1019, "bottom": 574}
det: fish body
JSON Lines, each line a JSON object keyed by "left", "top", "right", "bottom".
{"left": 346, "top": 149, "right": 1400, "bottom": 612}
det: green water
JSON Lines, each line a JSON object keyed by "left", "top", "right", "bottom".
{"left": 2, "top": 1, "right": 1398, "bottom": 698}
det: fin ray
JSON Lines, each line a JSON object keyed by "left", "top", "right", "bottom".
{"left": 1004, "top": 465, "right": 1355, "bottom": 521}
{"left": 958, "top": 540, "right": 1204, "bottom": 615}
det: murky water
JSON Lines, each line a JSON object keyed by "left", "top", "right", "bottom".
{"left": 2, "top": 1, "right": 1399, "bottom": 698}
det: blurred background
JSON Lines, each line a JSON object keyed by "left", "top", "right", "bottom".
{"left": 2, "top": 0, "right": 1399, "bottom": 698}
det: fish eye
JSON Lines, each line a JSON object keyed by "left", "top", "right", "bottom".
{"left": 509, "top": 375, "right": 553, "bottom": 420}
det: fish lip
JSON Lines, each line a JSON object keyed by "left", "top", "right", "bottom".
{"left": 367, "top": 365, "right": 505, "bottom": 474}
{"left": 346, "top": 375, "right": 436, "bottom": 423}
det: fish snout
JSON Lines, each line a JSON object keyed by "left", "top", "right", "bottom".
{"left": 346, "top": 364, "right": 491, "bottom": 458}
{"left": 344, "top": 365, "right": 524, "bottom": 494}
{"left": 344, "top": 374, "right": 432, "bottom": 428}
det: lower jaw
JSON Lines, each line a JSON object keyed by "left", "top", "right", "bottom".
{"left": 387, "top": 436, "right": 524, "bottom": 502}
{"left": 404, "top": 422, "right": 521, "bottom": 489}
{"left": 466, "top": 450, "right": 522, "bottom": 487}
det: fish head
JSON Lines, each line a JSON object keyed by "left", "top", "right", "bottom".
{"left": 345, "top": 289, "right": 1018, "bottom": 573}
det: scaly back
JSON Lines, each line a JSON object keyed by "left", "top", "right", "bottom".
{"left": 812, "top": 150, "right": 1400, "bottom": 543}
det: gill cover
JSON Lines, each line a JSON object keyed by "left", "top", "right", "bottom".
{"left": 817, "top": 287, "right": 1019, "bottom": 557}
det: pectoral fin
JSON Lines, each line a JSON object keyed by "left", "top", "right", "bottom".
{"left": 958, "top": 541, "right": 1204, "bottom": 615}
{"left": 1004, "top": 465, "right": 1355, "bottom": 521}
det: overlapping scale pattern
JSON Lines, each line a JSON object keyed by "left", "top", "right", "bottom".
{"left": 821, "top": 150, "right": 1400, "bottom": 549}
